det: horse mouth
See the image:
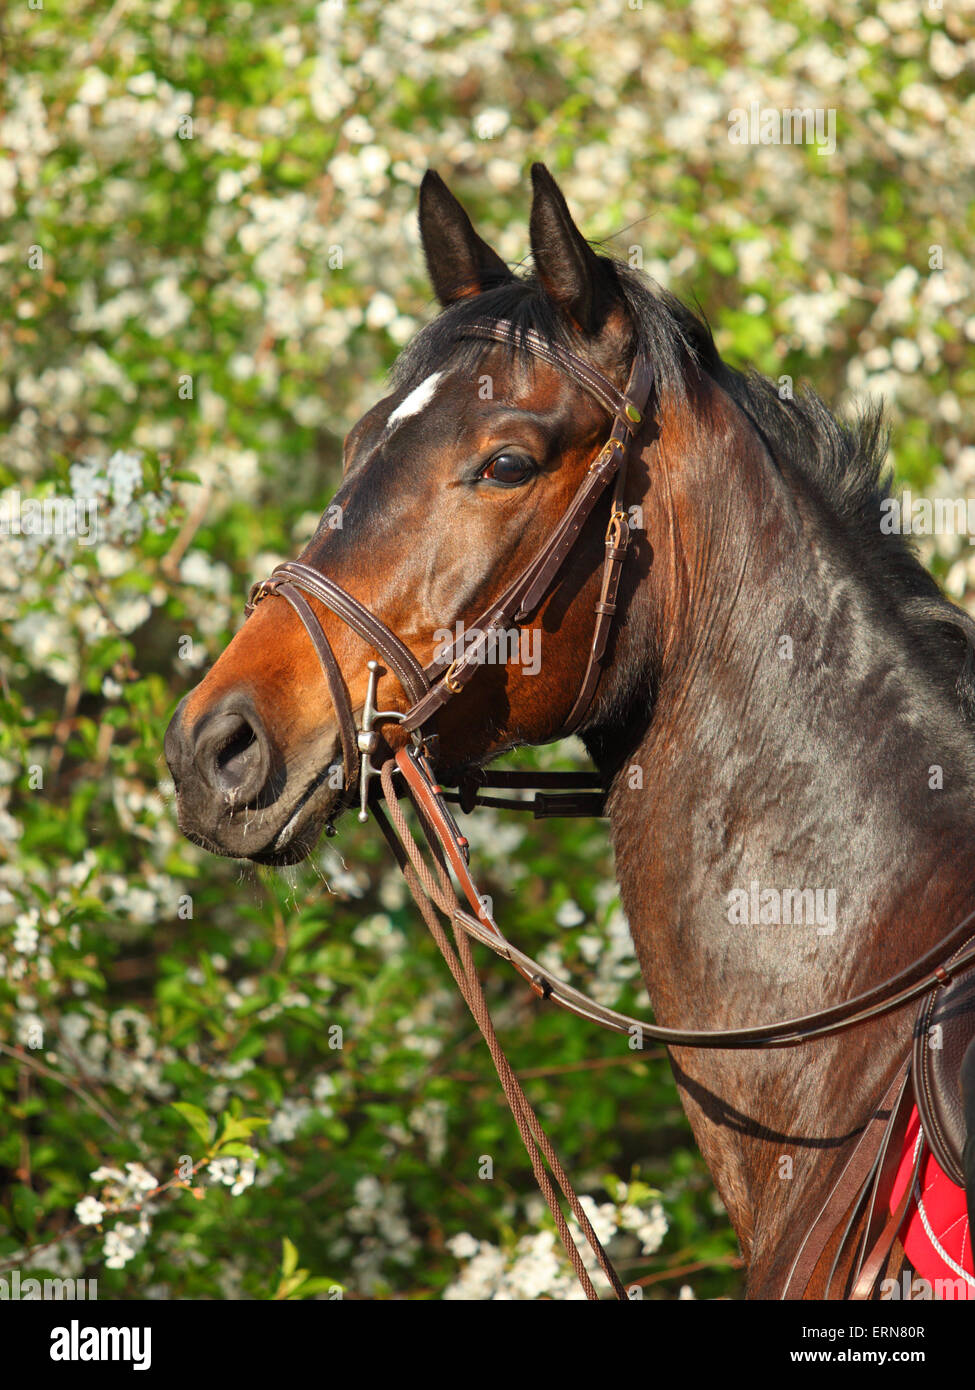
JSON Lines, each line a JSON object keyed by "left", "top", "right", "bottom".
{"left": 248, "top": 765, "right": 348, "bottom": 864}
{"left": 168, "top": 724, "right": 348, "bottom": 866}
{"left": 175, "top": 773, "right": 343, "bottom": 865}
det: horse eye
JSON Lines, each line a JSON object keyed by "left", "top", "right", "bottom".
{"left": 481, "top": 453, "right": 534, "bottom": 486}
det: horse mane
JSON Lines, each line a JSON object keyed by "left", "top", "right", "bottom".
{"left": 392, "top": 258, "right": 975, "bottom": 723}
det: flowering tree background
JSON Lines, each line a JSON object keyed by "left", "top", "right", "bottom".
{"left": 1, "top": 0, "right": 973, "bottom": 1299}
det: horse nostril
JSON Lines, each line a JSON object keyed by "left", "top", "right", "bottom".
{"left": 215, "top": 723, "right": 258, "bottom": 787}
{"left": 194, "top": 705, "right": 270, "bottom": 801}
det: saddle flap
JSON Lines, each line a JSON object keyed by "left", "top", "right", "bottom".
{"left": 913, "top": 951, "right": 975, "bottom": 1188}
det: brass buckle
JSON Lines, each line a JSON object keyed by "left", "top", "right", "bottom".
{"left": 606, "top": 509, "right": 628, "bottom": 547}
{"left": 588, "top": 436, "right": 624, "bottom": 473}
{"left": 444, "top": 658, "right": 464, "bottom": 694}
{"left": 245, "top": 579, "right": 274, "bottom": 615}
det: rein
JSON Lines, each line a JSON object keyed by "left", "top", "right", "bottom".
{"left": 245, "top": 317, "right": 975, "bottom": 1299}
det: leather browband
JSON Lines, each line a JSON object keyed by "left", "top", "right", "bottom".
{"left": 460, "top": 319, "right": 650, "bottom": 429}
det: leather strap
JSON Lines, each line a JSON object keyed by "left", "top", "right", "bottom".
{"left": 779, "top": 1062, "right": 909, "bottom": 1299}
{"left": 962, "top": 1038, "right": 975, "bottom": 1240}
{"left": 462, "top": 320, "right": 648, "bottom": 429}
{"left": 442, "top": 864, "right": 975, "bottom": 1051}
{"left": 846, "top": 1064, "right": 916, "bottom": 1296}
{"left": 393, "top": 746, "right": 975, "bottom": 1049}
{"left": 250, "top": 561, "right": 430, "bottom": 706}
{"left": 850, "top": 1123, "right": 923, "bottom": 1300}
{"left": 513, "top": 439, "right": 628, "bottom": 621}
{"left": 272, "top": 583, "right": 359, "bottom": 780}
{"left": 550, "top": 442, "right": 634, "bottom": 737}
{"left": 449, "top": 767, "right": 605, "bottom": 818}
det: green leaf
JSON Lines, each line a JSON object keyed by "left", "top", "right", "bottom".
{"left": 170, "top": 1102, "right": 214, "bottom": 1147}
{"left": 215, "top": 1114, "right": 269, "bottom": 1148}
{"left": 275, "top": 1271, "right": 311, "bottom": 1299}
{"left": 281, "top": 1237, "right": 299, "bottom": 1279}
{"left": 295, "top": 1277, "right": 345, "bottom": 1298}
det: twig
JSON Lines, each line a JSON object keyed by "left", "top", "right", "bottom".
{"left": 444, "top": 1050, "right": 665, "bottom": 1082}
{"left": 76, "top": 0, "right": 133, "bottom": 68}
{"left": 17, "top": 1066, "right": 31, "bottom": 1184}
{"left": 0, "top": 1042, "right": 123, "bottom": 1135}
{"left": 57, "top": 1034, "right": 126, "bottom": 1127}
{"left": 48, "top": 679, "right": 82, "bottom": 785}
{"left": 0, "top": 1155, "right": 214, "bottom": 1274}
{"left": 160, "top": 484, "right": 212, "bottom": 579}
{"left": 628, "top": 1253, "right": 745, "bottom": 1288}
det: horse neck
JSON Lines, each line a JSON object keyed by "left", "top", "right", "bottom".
{"left": 593, "top": 384, "right": 975, "bottom": 1268}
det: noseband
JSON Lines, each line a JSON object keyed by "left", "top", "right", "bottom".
{"left": 246, "top": 318, "right": 656, "bottom": 823}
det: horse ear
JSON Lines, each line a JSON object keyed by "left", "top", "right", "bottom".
{"left": 529, "top": 163, "right": 620, "bottom": 335}
{"left": 419, "top": 171, "right": 513, "bottom": 306}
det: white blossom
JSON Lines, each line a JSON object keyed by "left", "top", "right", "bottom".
{"left": 75, "top": 1196, "right": 106, "bottom": 1226}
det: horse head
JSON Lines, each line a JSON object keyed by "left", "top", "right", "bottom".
{"left": 164, "top": 165, "right": 677, "bottom": 863}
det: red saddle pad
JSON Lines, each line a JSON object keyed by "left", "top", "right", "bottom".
{"left": 888, "top": 1106, "right": 975, "bottom": 1299}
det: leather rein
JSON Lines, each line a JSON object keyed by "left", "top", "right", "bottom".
{"left": 245, "top": 316, "right": 975, "bottom": 1299}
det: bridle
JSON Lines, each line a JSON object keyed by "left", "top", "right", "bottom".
{"left": 244, "top": 316, "right": 975, "bottom": 1301}
{"left": 246, "top": 318, "right": 656, "bottom": 822}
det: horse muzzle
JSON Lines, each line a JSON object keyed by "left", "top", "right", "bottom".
{"left": 164, "top": 691, "right": 344, "bottom": 863}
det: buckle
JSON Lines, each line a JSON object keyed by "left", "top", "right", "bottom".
{"left": 457, "top": 767, "right": 486, "bottom": 814}
{"left": 605, "top": 509, "right": 628, "bottom": 547}
{"left": 245, "top": 578, "right": 275, "bottom": 616}
{"left": 588, "top": 436, "right": 624, "bottom": 473}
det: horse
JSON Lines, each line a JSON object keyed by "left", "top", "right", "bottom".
{"left": 164, "top": 163, "right": 975, "bottom": 1299}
